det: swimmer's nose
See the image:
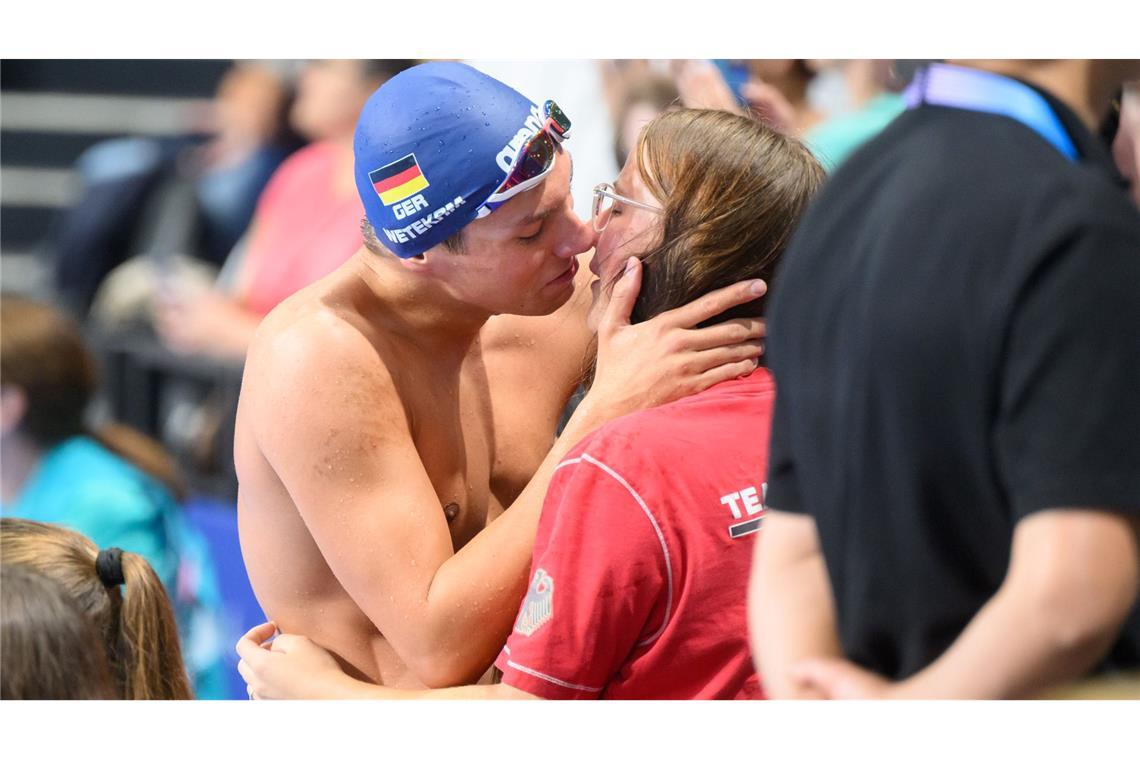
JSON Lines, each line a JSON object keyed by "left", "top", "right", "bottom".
{"left": 555, "top": 213, "right": 598, "bottom": 259}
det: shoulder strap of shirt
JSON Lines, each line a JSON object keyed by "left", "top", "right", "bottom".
{"left": 905, "top": 63, "right": 1079, "bottom": 162}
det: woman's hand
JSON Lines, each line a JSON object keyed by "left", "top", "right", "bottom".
{"left": 582, "top": 256, "right": 766, "bottom": 423}
{"left": 790, "top": 657, "right": 898, "bottom": 699}
{"left": 236, "top": 622, "right": 361, "bottom": 700}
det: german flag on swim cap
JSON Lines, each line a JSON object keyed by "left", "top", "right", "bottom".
{"left": 370, "top": 154, "right": 430, "bottom": 207}
{"left": 353, "top": 61, "right": 541, "bottom": 259}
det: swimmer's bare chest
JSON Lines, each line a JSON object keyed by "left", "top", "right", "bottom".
{"left": 401, "top": 364, "right": 500, "bottom": 548}
{"left": 237, "top": 293, "right": 570, "bottom": 685}
{"left": 236, "top": 364, "right": 503, "bottom": 686}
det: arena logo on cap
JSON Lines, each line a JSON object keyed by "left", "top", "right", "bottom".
{"left": 369, "top": 153, "right": 430, "bottom": 207}
{"left": 495, "top": 104, "right": 546, "bottom": 173}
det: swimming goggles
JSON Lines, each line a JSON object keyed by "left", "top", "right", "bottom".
{"left": 476, "top": 100, "right": 571, "bottom": 218}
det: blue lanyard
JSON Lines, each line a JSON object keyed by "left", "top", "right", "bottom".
{"left": 905, "top": 64, "right": 1079, "bottom": 162}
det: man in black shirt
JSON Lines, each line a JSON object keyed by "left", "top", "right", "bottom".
{"left": 749, "top": 60, "right": 1140, "bottom": 698}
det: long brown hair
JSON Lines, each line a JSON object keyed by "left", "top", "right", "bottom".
{"left": 628, "top": 108, "right": 825, "bottom": 326}
{"left": 1, "top": 563, "right": 118, "bottom": 700}
{"left": 0, "top": 296, "right": 185, "bottom": 499}
{"left": 0, "top": 518, "right": 193, "bottom": 699}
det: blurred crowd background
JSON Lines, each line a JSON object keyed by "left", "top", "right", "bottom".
{"left": 1, "top": 59, "right": 1136, "bottom": 700}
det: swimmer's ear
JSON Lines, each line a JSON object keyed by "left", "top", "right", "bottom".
{"left": 397, "top": 252, "right": 433, "bottom": 274}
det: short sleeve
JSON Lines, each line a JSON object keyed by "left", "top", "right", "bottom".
{"left": 764, "top": 376, "right": 806, "bottom": 515}
{"left": 995, "top": 223, "right": 1140, "bottom": 520}
{"left": 494, "top": 453, "right": 668, "bottom": 699}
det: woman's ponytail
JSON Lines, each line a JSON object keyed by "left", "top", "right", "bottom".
{"left": 117, "top": 551, "right": 193, "bottom": 700}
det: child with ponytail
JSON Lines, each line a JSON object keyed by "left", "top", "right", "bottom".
{"left": 1, "top": 517, "right": 192, "bottom": 699}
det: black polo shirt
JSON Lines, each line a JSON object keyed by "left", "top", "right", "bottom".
{"left": 765, "top": 76, "right": 1140, "bottom": 680}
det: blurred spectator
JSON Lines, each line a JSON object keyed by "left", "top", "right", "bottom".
{"left": 0, "top": 296, "right": 227, "bottom": 697}
{"left": 53, "top": 61, "right": 296, "bottom": 316}
{"left": 1, "top": 563, "right": 118, "bottom": 700}
{"left": 674, "top": 59, "right": 904, "bottom": 170}
{"left": 799, "top": 60, "right": 906, "bottom": 170}
{"left": 2, "top": 518, "right": 193, "bottom": 699}
{"left": 1111, "top": 81, "right": 1140, "bottom": 206}
{"left": 740, "top": 60, "right": 825, "bottom": 136}
{"left": 184, "top": 63, "right": 302, "bottom": 266}
{"left": 751, "top": 60, "right": 1140, "bottom": 699}
{"left": 152, "top": 59, "right": 415, "bottom": 359}
{"left": 611, "top": 74, "right": 679, "bottom": 168}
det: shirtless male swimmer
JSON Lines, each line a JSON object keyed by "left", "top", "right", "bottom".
{"left": 235, "top": 62, "right": 766, "bottom": 688}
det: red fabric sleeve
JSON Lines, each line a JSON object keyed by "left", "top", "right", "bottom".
{"left": 494, "top": 452, "right": 668, "bottom": 699}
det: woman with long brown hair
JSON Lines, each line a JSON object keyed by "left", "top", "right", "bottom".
{"left": 2, "top": 517, "right": 192, "bottom": 699}
{"left": 236, "top": 107, "right": 825, "bottom": 699}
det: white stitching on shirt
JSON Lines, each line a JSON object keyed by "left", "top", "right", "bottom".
{"left": 504, "top": 659, "right": 603, "bottom": 693}
{"left": 553, "top": 457, "right": 583, "bottom": 472}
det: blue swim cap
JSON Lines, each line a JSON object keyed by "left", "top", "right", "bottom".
{"left": 354, "top": 61, "right": 545, "bottom": 259}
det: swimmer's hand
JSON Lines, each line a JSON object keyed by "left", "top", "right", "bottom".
{"left": 584, "top": 257, "right": 766, "bottom": 419}
{"left": 237, "top": 622, "right": 376, "bottom": 700}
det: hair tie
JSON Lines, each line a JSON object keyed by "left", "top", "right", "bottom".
{"left": 95, "top": 547, "right": 125, "bottom": 588}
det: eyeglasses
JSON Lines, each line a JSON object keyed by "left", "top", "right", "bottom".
{"left": 591, "top": 182, "right": 664, "bottom": 232}
{"left": 477, "top": 100, "right": 572, "bottom": 218}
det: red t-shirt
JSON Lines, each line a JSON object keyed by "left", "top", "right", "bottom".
{"left": 494, "top": 369, "right": 774, "bottom": 699}
{"left": 240, "top": 141, "right": 363, "bottom": 316}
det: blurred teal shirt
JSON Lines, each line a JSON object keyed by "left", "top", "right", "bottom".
{"left": 806, "top": 92, "right": 907, "bottom": 172}
{"left": 3, "top": 435, "right": 180, "bottom": 589}
{"left": 2, "top": 435, "right": 228, "bottom": 698}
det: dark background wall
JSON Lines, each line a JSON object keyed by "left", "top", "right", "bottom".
{"left": 1, "top": 60, "right": 233, "bottom": 290}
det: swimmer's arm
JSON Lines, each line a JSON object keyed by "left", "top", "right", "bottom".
{"left": 238, "top": 625, "right": 539, "bottom": 700}
{"left": 748, "top": 510, "right": 841, "bottom": 699}
{"left": 328, "top": 681, "right": 541, "bottom": 700}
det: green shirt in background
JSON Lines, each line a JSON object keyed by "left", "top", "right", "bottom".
{"left": 806, "top": 92, "right": 907, "bottom": 172}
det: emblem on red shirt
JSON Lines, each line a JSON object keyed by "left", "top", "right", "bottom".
{"left": 513, "top": 568, "right": 554, "bottom": 636}
{"left": 721, "top": 483, "right": 766, "bottom": 538}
